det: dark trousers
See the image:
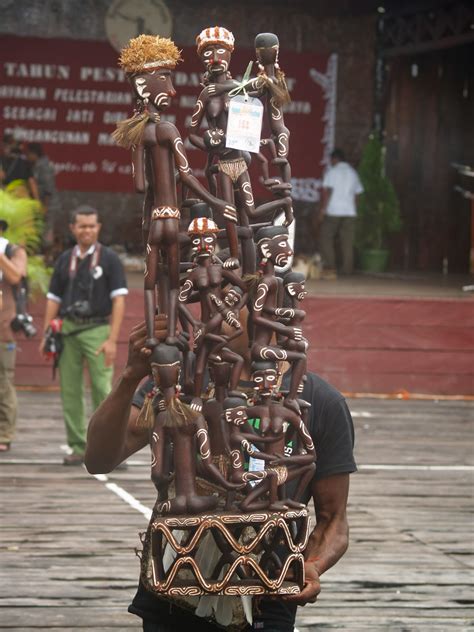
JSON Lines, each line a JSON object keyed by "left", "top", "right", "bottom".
{"left": 142, "top": 599, "right": 298, "bottom": 631}
{"left": 318, "top": 215, "right": 356, "bottom": 274}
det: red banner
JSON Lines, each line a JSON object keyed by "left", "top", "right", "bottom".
{"left": 1, "top": 35, "right": 334, "bottom": 201}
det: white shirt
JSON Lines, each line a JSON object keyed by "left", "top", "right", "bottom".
{"left": 322, "top": 161, "right": 363, "bottom": 217}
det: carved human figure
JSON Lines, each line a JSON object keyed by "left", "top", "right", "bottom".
{"left": 247, "top": 361, "right": 316, "bottom": 506}
{"left": 178, "top": 205, "right": 247, "bottom": 405}
{"left": 149, "top": 344, "right": 242, "bottom": 516}
{"left": 269, "top": 271, "right": 309, "bottom": 396}
{"left": 188, "top": 26, "right": 294, "bottom": 274}
{"left": 114, "top": 35, "right": 237, "bottom": 349}
{"left": 223, "top": 396, "right": 290, "bottom": 512}
{"left": 223, "top": 358, "right": 316, "bottom": 510}
{"left": 250, "top": 33, "right": 292, "bottom": 188}
{"left": 251, "top": 226, "right": 307, "bottom": 411}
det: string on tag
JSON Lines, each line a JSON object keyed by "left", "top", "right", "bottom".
{"left": 228, "top": 61, "right": 254, "bottom": 101}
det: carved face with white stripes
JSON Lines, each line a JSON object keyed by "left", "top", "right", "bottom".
{"left": 286, "top": 281, "right": 307, "bottom": 302}
{"left": 252, "top": 367, "right": 279, "bottom": 396}
{"left": 132, "top": 69, "right": 176, "bottom": 110}
{"left": 200, "top": 44, "right": 232, "bottom": 75}
{"left": 224, "top": 287, "right": 241, "bottom": 308}
{"left": 259, "top": 234, "right": 293, "bottom": 268}
{"left": 224, "top": 406, "right": 248, "bottom": 426}
{"left": 190, "top": 231, "right": 217, "bottom": 259}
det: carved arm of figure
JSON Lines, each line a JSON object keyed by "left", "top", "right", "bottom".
{"left": 150, "top": 412, "right": 174, "bottom": 491}
{"left": 274, "top": 406, "right": 316, "bottom": 467}
{"left": 188, "top": 86, "right": 213, "bottom": 152}
{"left": 195, "top": 414, "right": 244, "bottom": 490}
{"left": 252, "top": 280, "right": 303, "bottom": 341}
{"left": 262, "top": 306, "right": 306, "bottom": 321}
{"left": 131, "top": 143, "right": 145, "bottom": 193}
{"left": 209, "top": 293, "right": 241, "bottom": 330}
{"left": 188, "top": 82, "right": 236, "bottom": 150}
{"left": 237, "top": 434, "right": 283, "bottom": 464}
{"left": 161, "top": 122, "right": 237, "bottom": 224}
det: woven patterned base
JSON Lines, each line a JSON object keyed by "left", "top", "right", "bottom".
{"left": 144, "top": 508, "right": 310, "bottom": 596}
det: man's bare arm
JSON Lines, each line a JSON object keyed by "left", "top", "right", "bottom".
{"left": 318, "top": 186, "right": 332, "bottom": 223}
{"left": 85, "top": 317, "right": 167, "bottom": 473}
{"left": 39, "top": 298, "right": 61, "bottom": 354}
{"left": 95, "top": 295, "right": 126, "bottom": 367}
{"left": 0, "top": 247, "right": 26, "bottom": 286}
{"left": 85, "top": 375, "right": 148, "bottom": 473}
{"left": 284, "top": 473, "right": 350, "bottom": 605}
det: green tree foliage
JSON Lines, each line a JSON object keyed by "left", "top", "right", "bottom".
{"left": 356, "top": 135, "right": 401, "bottom": 250}
{"left": 0, "top": 190, "right": 52, "bottom": 295}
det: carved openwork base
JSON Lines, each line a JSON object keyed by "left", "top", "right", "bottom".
{"left": 142, "top": 508, "right": 310, "bottom": 596}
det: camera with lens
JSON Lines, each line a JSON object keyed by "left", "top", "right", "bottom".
{"left": 10, "top": 282, "right": 37, "bottom": 338}
{"left": 10, "top": 312, "right": 37, "bottom": 338}
{"left": 65, "top": 300, "right": 93, "bottom": 320}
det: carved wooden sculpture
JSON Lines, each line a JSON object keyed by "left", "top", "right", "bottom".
{"left": 114, "top": 35, "right": 237, "bottom": 349}
{"left": 278, "top": 271, "right": 309, "bottom": 394}
{"left": 178, "top": 204, "right": 247, "bottom": 406}
{"left": 189, "top": 27, "right": 294, "bottom": 274}
{"left": 114, "top": 32, "right": 315, "bottom": 608}
{"left": 149, "top": 343, "right": 241, "bottom": 515}
{"left": 251, "top": 33, "right": 292, "bottom": 189}
{"left": 251, "top": 226, "right": 307, "bottom": 412}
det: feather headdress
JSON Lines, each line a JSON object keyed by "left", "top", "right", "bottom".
{"left": 119, "top": 35, "right": 182, "bottom": 74}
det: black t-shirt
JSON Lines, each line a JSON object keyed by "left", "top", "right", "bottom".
{"left": 47, "top": 244, "right": 128, "bottom": 318}
{"left": 129, "top": 371, "right": 356, "bottom": 628}
{"left": 1, "top": 154, "right": 33, "bottom": 185}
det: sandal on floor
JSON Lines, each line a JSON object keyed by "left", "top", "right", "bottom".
{"left": 0, "top": 443, "right": 11, "bottom": 452}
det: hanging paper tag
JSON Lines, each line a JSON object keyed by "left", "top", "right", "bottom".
{"left": 226, "top": 95, "right": 263, "bottom": 153}
{"left": 248, "top": 450, "right": 265, "bottom": 487}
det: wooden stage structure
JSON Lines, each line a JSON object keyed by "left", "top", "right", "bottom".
{"left": 0, "top": 391, "right": 472, "bottom": 630}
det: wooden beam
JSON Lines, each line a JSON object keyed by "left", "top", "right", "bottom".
{"left": 382, "top": 31, "right": 474, "bottom": 56}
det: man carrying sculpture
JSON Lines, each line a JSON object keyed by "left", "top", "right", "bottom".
{"left": 85, "top": 28, "right": 356, "bottom": 632}
{"left": 85, "top": 311, "right": 356, "bottom": 631}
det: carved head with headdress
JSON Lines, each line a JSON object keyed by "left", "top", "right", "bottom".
{"left": 187, "top": 202, "right": 219, "bottom": 259}
{"left": 196, "top": 26, "right": 235, "bottom": 75}
{"left": 113, "top": 35, "right": 182, "bottom": 149}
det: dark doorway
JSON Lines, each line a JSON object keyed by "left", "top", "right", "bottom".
{"left": 384, "top": 43, "right": 473, "bottom": 272}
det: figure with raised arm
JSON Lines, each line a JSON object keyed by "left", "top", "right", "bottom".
{"left": 188, "top": 27, "right": 294, "bottom": 274}
{"left": 178, "top": 204, "right": 247, "bottom": 407}
{"left": 114, "top": 35, "right": 237, "bottom": 349}
{"left": 149, "top": 343, "right": 242, "bottom": 515}
{"left": 251, "top": 32, "right": 292, "bottom": 189}
{"left": 251, "top": 225, "right": 307, "bottom": 412}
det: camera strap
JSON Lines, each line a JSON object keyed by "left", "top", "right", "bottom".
{"left": 65, "top": 243, "right": 102, "bottom": 309}
{"left": 68, "top": 243, "right": 101, "bottom": 278}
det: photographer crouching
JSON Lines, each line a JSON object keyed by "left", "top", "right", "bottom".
{"left": 39, "top": 206, "right": 128, "bottom": 465}
{"left": 0, "top": 218, "right": 29, "bottom": 452}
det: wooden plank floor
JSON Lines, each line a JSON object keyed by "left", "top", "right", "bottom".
{"left": 1, "top": 392, "right": 473, "bottom": 630}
